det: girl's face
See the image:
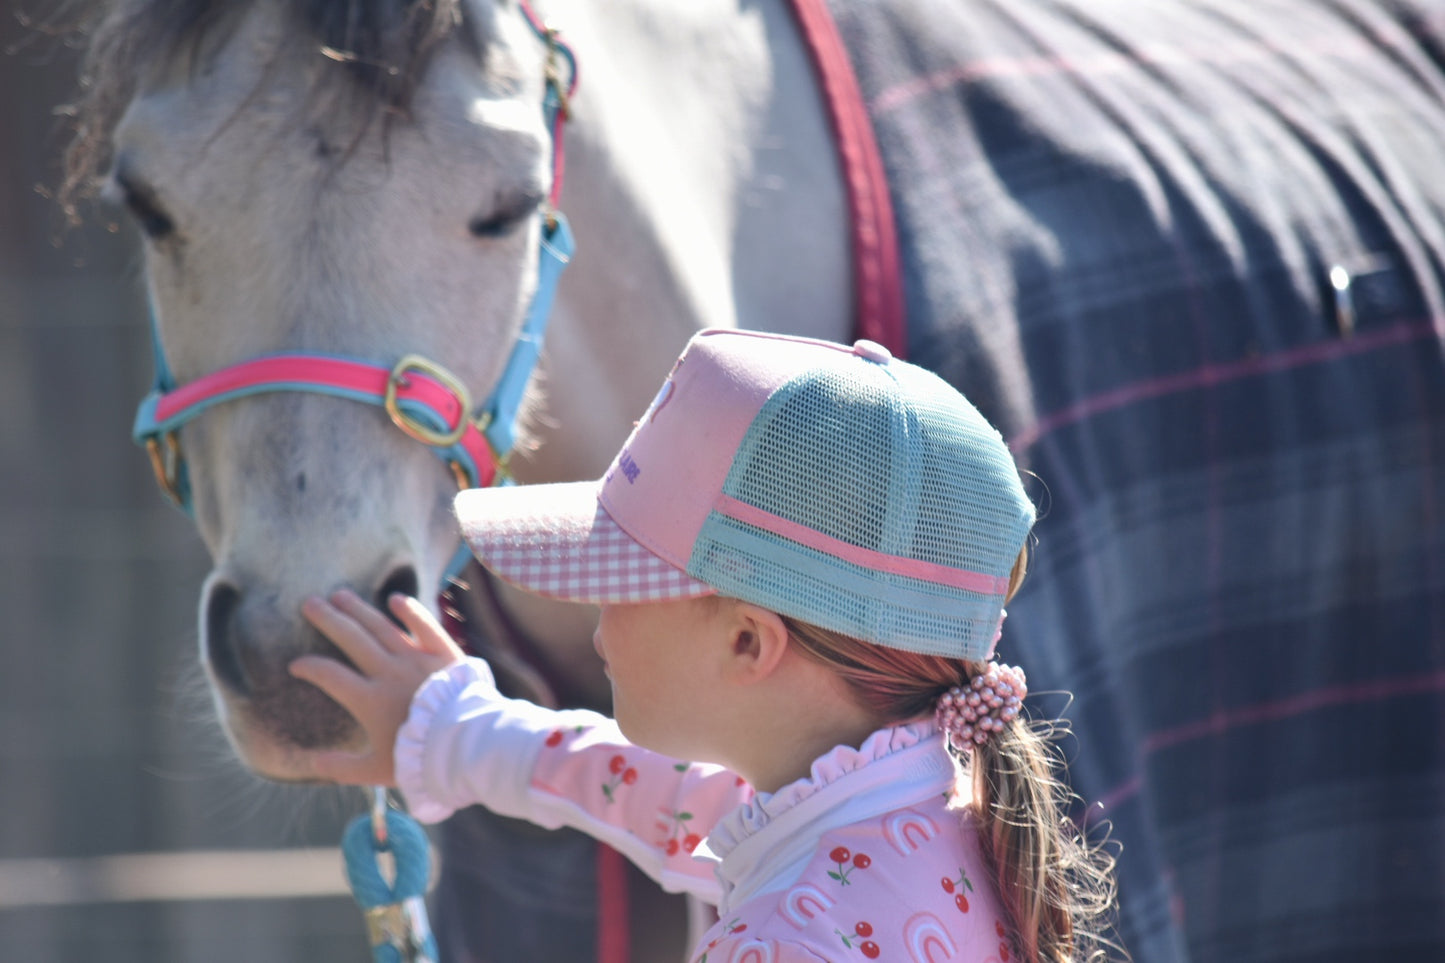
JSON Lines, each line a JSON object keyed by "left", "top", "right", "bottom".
{"left": 593, "top": 596, "right": 727, "bottom": 760}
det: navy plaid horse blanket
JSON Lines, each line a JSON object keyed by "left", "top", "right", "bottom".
{"left": 825, "top": 1, "right": 1445, "bottom": 959}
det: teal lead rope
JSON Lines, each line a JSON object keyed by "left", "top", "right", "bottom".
{"left": 343, "top": 789, "right": 438, "bottom": 963}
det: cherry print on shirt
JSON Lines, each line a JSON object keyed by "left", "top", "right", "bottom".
{"left": 834, "top": 921, "right": 881, "bottom": 958}
{"left": 601, "top": 754, "right": 639, "bottom": 803}
{"left": 941, "top": 868, "right": 975, "bottom": 912}
{"left": 659, "top": 809, "right": 701, "bottom": 856}
{"left": 542, "top": 724, "right": 586, "bottom": 749}
{"left": 827, "top": 846, "right": 872, "bottom": 885}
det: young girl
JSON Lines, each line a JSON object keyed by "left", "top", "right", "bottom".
{"left": 292, "top": 329, "right": 1119, "bottom": 962}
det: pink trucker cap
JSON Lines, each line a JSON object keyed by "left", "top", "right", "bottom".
{"left": 456, "top": 328, "right": 1035, "bottom": 660}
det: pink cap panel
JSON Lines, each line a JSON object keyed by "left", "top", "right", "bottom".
{"left": 597, "top": 330, "right": 858, "bottom": 572}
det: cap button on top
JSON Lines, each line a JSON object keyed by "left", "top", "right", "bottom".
{"left": 852, "top": 339, "right": 892, "bottom": 363}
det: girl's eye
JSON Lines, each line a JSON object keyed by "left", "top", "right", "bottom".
{"left": 468, "top": 191, "right": 543, "bottom": 239}
{"left": 112, "top": 172, "right": 175, "bottom": 240}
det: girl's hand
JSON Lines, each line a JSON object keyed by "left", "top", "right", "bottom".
{"left": 291, "top": 589, "right": 465, "bottom": 786}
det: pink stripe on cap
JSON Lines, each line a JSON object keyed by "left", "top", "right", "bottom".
{"left": 713, "top": 494, "right": 1012, "bottom": 596}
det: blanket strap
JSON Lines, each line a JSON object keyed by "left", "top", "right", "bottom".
{"left": 785, "top": 0, "right": 907, "bottom": 357}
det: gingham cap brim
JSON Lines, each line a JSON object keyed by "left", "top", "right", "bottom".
{"left": 454, "top": 482, "right": 716, "bottom": 605}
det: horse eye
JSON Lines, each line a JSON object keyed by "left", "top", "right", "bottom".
{"left": 468, "top": 192, "right": 543, "bottom": 239}
{"left": 111, "top": 172, "right": 176, "bottom": 240}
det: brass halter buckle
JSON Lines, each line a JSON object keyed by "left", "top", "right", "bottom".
{"left": 384, "top": 355, "right": 474, "bottom": 449}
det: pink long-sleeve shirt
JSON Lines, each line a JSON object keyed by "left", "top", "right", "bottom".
{"left": 396, "top": 658, "right": 1019, "bottom": 962}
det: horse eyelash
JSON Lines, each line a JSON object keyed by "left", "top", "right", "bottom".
{"left": 468, "top": 214, "right": 517, "bottom": 239}
{"left": 111, "top": 170, "right": 176, "bottom": 240}
{"left": 467, "top": 191, "right": 544, "bottom": 239}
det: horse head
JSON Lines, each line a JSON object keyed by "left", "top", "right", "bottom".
{"left": 70, "top": 0, "right": 582, "bottom": 779}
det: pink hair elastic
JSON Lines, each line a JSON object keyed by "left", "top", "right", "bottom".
{"left": 935, "top": 663, "right": 1028, "bottom": 754}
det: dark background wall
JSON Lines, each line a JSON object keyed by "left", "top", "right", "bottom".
{"left": 1, "top": 9, "right": 369, "bottom": 960}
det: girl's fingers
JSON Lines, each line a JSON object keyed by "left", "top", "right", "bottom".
{"left": 312, "top": 591, "right": 462, "bottom": 668}
{"left": 302, "top": 596, "right": 392, "bottom": 676}
{"left": 388, "top": 594, "right": 466, "bottom": 661}
{"left": 289, "top": 654, "right": 369, "bottom": 710}
{"left": 330, "top": 590, "right": 412, "bottom": 654}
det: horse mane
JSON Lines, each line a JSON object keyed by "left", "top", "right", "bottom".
{"left": 58, "top": 0, "right": 465, "bottom": 224}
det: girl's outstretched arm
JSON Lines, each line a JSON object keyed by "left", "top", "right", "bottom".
{"left": 292, "top": 591, "right": 752, "bottom": 902}
{"left": 290, "top": 589, "right": 465, "bottom": 786}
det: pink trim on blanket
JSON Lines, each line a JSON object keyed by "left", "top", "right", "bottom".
{"left": 869, "top": 29, "right": 1402, "bottom": 117}
{"left": 1009, "top": 319, "right": 1441, "bottom": 453}
{"left": 1089, "top": 667, "right": 1445, "bottom": 819}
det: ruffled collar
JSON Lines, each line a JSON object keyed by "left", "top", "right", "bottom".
{"left": 697, "top": 719, "right": 957, "bottom": 913}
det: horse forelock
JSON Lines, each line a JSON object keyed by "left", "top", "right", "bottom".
{"left": 59, "top": 0, "right": 469, "bottom": 222}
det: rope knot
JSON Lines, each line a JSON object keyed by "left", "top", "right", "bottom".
{"left": 342, "top": 807, "right": 439, "bottom": 963}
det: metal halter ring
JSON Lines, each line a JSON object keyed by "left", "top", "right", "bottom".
{"left": 542, "top": 26, "right": 572, "bottom": 121}
{"left": 144, "top": 430, "right": 186, "bottom": 508}
{"left": 384, "top": 355, "right": 474, "bottom": 449}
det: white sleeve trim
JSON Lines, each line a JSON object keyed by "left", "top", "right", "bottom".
{"left": 394, "top": 658, "right": 603, "bottom": 823}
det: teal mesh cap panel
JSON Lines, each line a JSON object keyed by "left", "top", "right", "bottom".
{"left": 687, "top": 356, "right": 1035, "bottom": 660}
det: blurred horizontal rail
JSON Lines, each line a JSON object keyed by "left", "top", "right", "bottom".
{"left": 0, "top": 848, "right": 350, "bottom": 907}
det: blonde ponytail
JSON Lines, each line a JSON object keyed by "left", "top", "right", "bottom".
{"left": 971, "top": 717, "right": 1120, "bottom": 962}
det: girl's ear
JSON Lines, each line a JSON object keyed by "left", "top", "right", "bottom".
{"left": 724, "top": 602, "right": 791, "bottom": 683}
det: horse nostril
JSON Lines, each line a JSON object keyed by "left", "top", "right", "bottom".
{"left": 204, "top": 581, "right": 249, "bottom": 695}
{"left": 376, "top": 565, "right": 420, "bottom": 626}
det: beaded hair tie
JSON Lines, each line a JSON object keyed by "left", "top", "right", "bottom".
{"left": 935, "top": 663, "right": 1028, "bottom": 754}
